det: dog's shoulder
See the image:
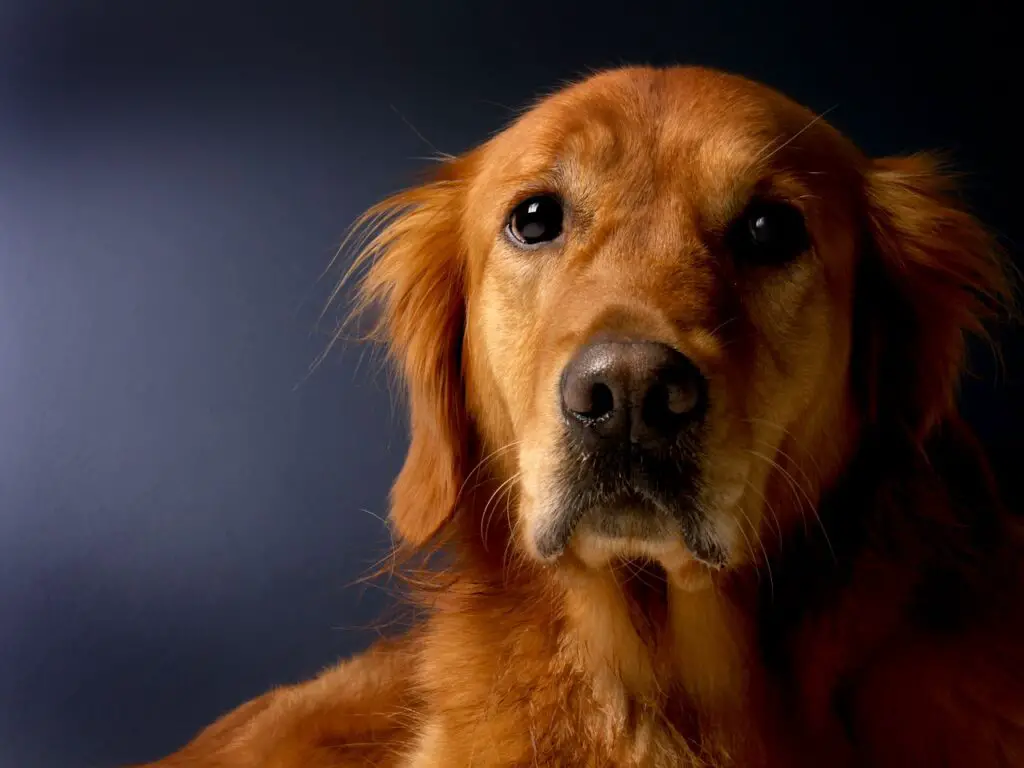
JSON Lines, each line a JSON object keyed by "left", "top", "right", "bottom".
{"left": 136, "top": 634, "right": 420, "bottom": 768}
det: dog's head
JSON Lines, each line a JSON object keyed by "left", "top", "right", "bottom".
{"left": 351, "top": 67, "right": 1008, "bottom": 586}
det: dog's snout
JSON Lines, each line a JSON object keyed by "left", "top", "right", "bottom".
{"left": 560, "top": 341, "right": 706, "bottom": 449}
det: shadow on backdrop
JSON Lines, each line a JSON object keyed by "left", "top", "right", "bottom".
{"left": 0, "top": 2, "right": 1018, "bottom": 766}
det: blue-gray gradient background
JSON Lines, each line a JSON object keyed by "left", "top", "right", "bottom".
{"left": 0, "top": 2, "right": 1018, "bottom": 765}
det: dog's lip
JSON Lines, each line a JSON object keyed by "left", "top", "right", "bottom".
{"left": 533, "top": 503, "right": 587, "bottom": 562}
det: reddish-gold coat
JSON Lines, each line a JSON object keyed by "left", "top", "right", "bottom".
{"left": 143, "top": 67, "right": 1023, "bottom": 767}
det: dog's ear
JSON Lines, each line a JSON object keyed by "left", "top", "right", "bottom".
{"left": 349, "top": 157, "right": 474, "bottom": 548}
{"left": 857, "top": 153, "right": 1012, "bottom": 439}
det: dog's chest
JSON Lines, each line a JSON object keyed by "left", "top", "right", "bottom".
{"left": 401, "top": 687, "right": 764, "bottom": 768}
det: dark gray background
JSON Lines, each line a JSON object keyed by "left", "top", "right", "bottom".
{"left": 0, "top": 2, "right": 1018, "bottom": 766}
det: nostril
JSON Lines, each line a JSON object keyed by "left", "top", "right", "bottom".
{"left": 665, "top": 378, "right": 701, "bottom": 416}
{"left": 561, "top": 351, "right": 623, "bottom": 424}
{"left": 641, "top": 381, "right": 697, "bottom": 432}
{"left": 634, "top": 357, "right": 706, "bottom": 444}
{"left": 584, "top": 381, "right": 615, "bottom": 421}
{"left": 563, "top": 374, "right": 616, "bottom": 422}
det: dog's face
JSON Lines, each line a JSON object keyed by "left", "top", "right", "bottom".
{"left": 462, "top": 69, "right": 861, "bottom": 581}
{"left": 355, "top": 67, "right": 1004, "bottom": 586}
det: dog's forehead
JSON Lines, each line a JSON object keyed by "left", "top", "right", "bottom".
{"left": 505, "top": 71, "right": 773, "bottom": 170}
{"left": 481, "top": 67, "right": 858, "bottom": 201}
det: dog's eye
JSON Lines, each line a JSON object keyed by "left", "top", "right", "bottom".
{"left": 730, "top": 200, "right": 810, "bottom": 264}
{"left": 507, "top": 195, "right": 563, "bottom": 247}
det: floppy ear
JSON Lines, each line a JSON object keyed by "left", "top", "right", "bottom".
{"left": 349, "top": 158, "right": 472, "bottom": 548}
{"left": 858, "top": 153, "right": 1012, "bottom": 439}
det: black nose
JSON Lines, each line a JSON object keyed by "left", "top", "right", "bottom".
{"left": 560, "top": 341, "right": 706, "bottom": 450}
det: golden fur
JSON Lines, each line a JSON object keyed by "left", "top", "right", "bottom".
{"left": 142, "top": 67, "right": 1023, "bottom": 767}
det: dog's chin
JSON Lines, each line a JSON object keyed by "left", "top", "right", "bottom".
{"left": 569, "top": 524, "right": 716, "bottom": 592}
{"left": 530, "top": 493, "right": 728, "bottom": 591}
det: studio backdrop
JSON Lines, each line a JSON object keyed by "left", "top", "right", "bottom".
{"left": 0, "top": 2, "right": 1017, "bottom": 766}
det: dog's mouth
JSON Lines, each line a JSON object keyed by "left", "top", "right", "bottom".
{"left": 532, "top": 442, "right": 728, "bottom": 569}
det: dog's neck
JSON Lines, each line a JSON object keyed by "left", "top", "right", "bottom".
{"left": 546, "top": 559, "right": 779, "bottom": 768}
{"left": 561, "top": 563, "right": 752, "bottom": 711}
{"left": 668, "top": 582, "right": 753, "bottom": 709}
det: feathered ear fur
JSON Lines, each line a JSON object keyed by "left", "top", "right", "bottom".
{"left": 347, "top": 158, "right": 474, "bottom": 548}
{"left": 856, "top": 153, "right": 1012, "bottom": 440}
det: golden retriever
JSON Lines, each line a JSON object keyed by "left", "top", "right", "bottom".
{"left": 143, "top": 66, "right": 1024, "bottom": 767}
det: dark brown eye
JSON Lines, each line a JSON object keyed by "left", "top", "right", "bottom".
{"left": 729, "top": 200, "right": 810, "bottom": 265}
{"left": 507, "top": 195, "right": 563, "bottom": 246}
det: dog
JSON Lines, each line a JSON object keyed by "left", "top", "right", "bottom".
{"left": 143, "top": 66, "right": 1024, "bottom": 767}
